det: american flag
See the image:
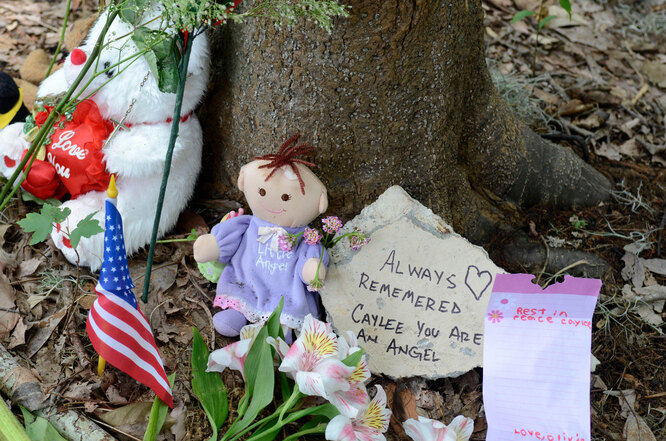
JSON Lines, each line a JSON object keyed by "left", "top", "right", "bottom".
{"left": 86, "top": 198, "right": 173, "bottom": 407}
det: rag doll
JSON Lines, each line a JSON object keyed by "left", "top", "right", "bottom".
{"left": 0, "top": 2, "right": 208, "bottom": 270}
{"left": 193, "top": 135, "right": 329, "bottom": 337}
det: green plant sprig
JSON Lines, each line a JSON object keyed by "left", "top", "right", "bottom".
{"left": 511, "top": 0, "right": 572, "bottom": 75}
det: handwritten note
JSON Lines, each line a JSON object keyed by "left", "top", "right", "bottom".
{"left": 320, "top": 187, "right": 505, "bottom": 379}
{"left": 483, "top": 274, "right": 601, "bottom": 441}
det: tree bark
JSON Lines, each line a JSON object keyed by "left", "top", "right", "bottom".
{"left": 198, "top": 0, "right": 610, "bottom": 241}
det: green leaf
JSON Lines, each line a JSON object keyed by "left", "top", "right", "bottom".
{"left": 186, "top": 228, "right": 197, "bottom": 241}
{"left": 119, "top": 0, "right": 148, "bottom": 25}
{"left": 232, "top": 326, "right": 274, "bottom": 436}
{"left": 68, "top": 212, "right": 104, "bottom": 249}
{"left": 132, "top": 27, "right": 180, "bottom": 94}
{"left": 266, "top": 298, "right": 284, "bottom": 338}
{"left": 191, "top": 328, "right": 228, "bottom": 441}
{"left": 20, "top": 407, "right": 67, "bottom": 441}
{"left": 511, "top": 10, "right": 535, "bottom": 23}
{"left": 559, "top": 0, "right": 572, "bottom": 18}
{"left": 342, "top": 348, "right": 364, "bottom": 367}
{"left": 20, "top": 190, "right": 61, "bottom": 206}
{"left": 17, "top": 204, "right": 70, "bottom": 245}
{"left": 143, "top": 373, "right": 175, "bottom": 441}
{"left": 538, "top": 15, "right": 556, "bottom": 30}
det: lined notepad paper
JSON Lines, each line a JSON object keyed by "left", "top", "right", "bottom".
{"left": 483, "top": 274, "right": 601, "bottom": 441}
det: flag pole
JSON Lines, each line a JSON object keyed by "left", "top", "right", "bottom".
{"left": 96, "top": 174, "right": 118, "bottom": 376}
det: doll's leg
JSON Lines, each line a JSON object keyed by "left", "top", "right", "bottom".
{"left": 213, "top": 309, "right": 248, "bottom": 337}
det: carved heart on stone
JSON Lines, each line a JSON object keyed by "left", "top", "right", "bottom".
{"left": 465, "top": 265, "right": 493, "bottom": 301}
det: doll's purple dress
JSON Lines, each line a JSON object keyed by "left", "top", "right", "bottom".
{"left": 210, "top": 215, "right": 328, "bottom": 329}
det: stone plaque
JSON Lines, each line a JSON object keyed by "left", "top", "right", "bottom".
{"left": 320, "top": 186, "right": 505, "bottom": 378}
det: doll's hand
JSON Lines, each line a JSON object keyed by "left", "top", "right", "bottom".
{"left": 193, "top": 234, "right": 220, "bottom": 262}
{"left": 302, "top": 257, "right": 326, "bottom": 283}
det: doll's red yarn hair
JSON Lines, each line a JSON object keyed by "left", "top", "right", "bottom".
{"left": 254, "top": 133, "right": 316, "bottom": 195}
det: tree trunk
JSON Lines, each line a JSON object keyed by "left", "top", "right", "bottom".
{"left": 198, "top": 0, "right": 611, "bottom": 242}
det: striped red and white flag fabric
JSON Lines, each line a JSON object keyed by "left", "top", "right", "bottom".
{"left": 86, "top": 198, "right": 173, "bottom": 407}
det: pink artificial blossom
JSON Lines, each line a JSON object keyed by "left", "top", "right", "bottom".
{"left": 350, "top": 233, "right": 370, "bottom": 250}
{"left": 304, "top": 227, "right": 323, "bottom": 245}
{"left": 322, "top": 216, "right": 343, "bottom": 234}
{"left": 278, "top": 233, "right": 297, "bottom": 252}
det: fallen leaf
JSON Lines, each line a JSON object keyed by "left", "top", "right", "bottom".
{"left": 18, "top": 258, "right": 42, "bottom": 278}
{"left": 0, "top": 273, "right": 19, "bottom": 339}
{"left": 595, "top": 143, "right": 622, "bottom": 161}
{"left": 633, "top": 302, "right": 664, "bottom": 326}
{"left": 575, "top": 113, "right": 605, "bottom": 130}
{"left": 637, "top": 139, "right": 666, "bottom": 156}
{"left": 63, "top": 382, "right": 95, "bottom": 401}
{"left": 641, "top": 258, "right": 666, "bottom": 276}
{"left": 559, "top": 99, "right": 594, "bottom": 116}
{"left": 642, "top": 61, "right": 666, "bottom": 88}
{"left": 618, "top": 139, "right": 642, "bottom": 158}
{"left": 622, "top": 252, "right": 645, "bottom": 288}
{"left": 624, "top": 414, "right": 657, "bottom": 441}
{"left": 105, "top": 384, "right": 128, "bottom": 404}
{"left": 0, "top": 224, "right": 11, "bottom": 248}
{"left": 99, "top": 402, "right": 153, "bottom": 427}
{"left": 557, "top": 25, "right": 612, "bottom": 50}
{"left": 25, "top": 307, "right": 67, "bottom": 358}
{"left": 547, "top": 5, "right": 589, "bottom": 28}
{"left": 170, "top": 402, "right": 187, "bottom": 441}
{"left": 8, "top": 318, "right": 28, "bottom": 349}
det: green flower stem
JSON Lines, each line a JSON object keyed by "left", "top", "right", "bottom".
{"left": 225, "top": 404, "right": 284, "bottom": 441}
{"left": 155, "top": 237, "right": 195, "bottom": 243}
{"left": 0, "top": 8, "right": 120, "bottom": 210}
{"left": 277, "top": 384, "right": 301, "bottom": 423}
{"left": 330, "top": 231, "right": 362, "bottom": 247}
{"left": 142, "top": 31, "right": 193, "bottom": 303}
{"left": 282, "top": 424, "right": 327, "bottom": 441}
{"left": 243, "top": 403, "right": 333, "bottom": 441}
{"left": 46, "top": 0, "right": 72, "bottom": 78}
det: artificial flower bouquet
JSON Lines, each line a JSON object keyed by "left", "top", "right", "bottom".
{"left": 278, "top": 216, "right": 371, "bottom": 291}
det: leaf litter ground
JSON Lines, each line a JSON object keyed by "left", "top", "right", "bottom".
{"left": 0, "top": 0, "right": 664, "bottom": 440}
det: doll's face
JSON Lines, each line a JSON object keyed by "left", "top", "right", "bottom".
{"left": 239, "top": 160, "right": 328, "bottom": 227}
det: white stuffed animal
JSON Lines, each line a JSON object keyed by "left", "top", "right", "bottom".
{"left": 0, "top": 4, "right": 209, "bottom": 270}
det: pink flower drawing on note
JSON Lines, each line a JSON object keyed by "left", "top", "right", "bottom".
{"left": 488, "top": 310, "right": 503, "bottom": 323}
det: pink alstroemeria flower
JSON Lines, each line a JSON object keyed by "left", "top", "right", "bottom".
{"left": 206, "top": 322, "right": 263, "bottom": 379}
{"left": 278, "top": 315, "right": 355, "bottom": 399}
{"left": 328, "top": 331, "right": 371, "bottom": 417}
{"left": 325, "top": 385, "right": 392, "bottom": 441}
{"left": 403, "top": 415, "right": 474, "bottom": 441}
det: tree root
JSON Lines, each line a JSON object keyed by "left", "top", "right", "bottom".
{"left": 0, "top": 343, "right": 114, "bottom": 441}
